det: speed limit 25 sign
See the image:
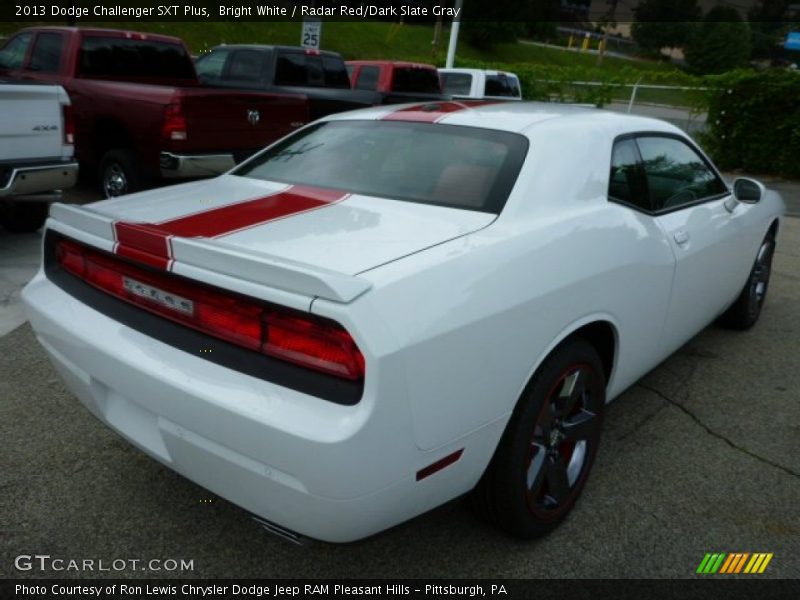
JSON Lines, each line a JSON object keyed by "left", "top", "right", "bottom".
{"left": 301, "top": 19, "right": 322, "bottom": 49}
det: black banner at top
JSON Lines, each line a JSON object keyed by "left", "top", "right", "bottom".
{"left": 1, "top": 1, "right": 798, "bottom": 23}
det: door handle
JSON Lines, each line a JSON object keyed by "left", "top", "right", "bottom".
{"left": 673, "top": 230, "right": 690, "bottom": 246}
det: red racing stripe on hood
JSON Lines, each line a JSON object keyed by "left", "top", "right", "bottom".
{"left": 112, "top": 185, "right": 349, "bottom": 270}
{"left": 381, "top": 100, "right": 501, "bottom": 123}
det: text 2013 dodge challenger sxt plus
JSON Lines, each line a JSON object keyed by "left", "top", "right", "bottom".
{"left": 23, "top": 102, "right": 785, "bottom": 542}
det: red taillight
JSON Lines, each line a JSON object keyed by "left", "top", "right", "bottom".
{"left": 56, "top": 240, "right": 364, "bottom": 381}
{"left": 162, "top": 102, "right": 187, "bottom": 142}
{"left": 263, "top": 311, "right": 365, "bottom": 380}
{"left": 62, "top": 104, "right": 75, "bottom": 145}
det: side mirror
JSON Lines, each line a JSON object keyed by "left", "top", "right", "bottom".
{"left": 733, "top": 178, "right": 765, "bottom": 204}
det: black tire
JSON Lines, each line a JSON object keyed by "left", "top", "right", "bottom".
{"left": 0, "top": 202, "right": 49, "bottom": 233}
{"left": 717, "top": 232, "right": 776, "bottom": 330}
{"left": 99, "top": 149, "right": 141, "bottom": 198}
{"left": 471, "top": 338, "right": 605, "bottom": 539}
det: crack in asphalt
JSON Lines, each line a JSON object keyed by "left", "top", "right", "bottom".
{"left": 615, "top": 402, "right": 669, "bottom": 441}
{"left": 637, "top": 383, "right": 800, "bottom": 480}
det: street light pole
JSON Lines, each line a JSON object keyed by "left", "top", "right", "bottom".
{"left": 445, "top": 0, "right": 464, "bottom": 68}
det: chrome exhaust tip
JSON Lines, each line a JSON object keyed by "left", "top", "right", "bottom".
{"left": 250, "top": 515, "right": 305, "bottom": 546}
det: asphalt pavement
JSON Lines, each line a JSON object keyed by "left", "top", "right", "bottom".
{"left": 0, "top": 185, "right": 799, "bottom": 579}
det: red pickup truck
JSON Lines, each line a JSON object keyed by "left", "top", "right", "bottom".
{"left": 0, "top": 28, "right": 309, "bottom": 197}
{"left": 345, "top": 61, "right": 450, "bottom": 105}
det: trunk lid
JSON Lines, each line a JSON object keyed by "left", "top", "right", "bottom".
{"left": 85, "top": 174, "right": 495, "bottom": 276}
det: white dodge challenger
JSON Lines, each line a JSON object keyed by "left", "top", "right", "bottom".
{"left": 23, "top": 102, "right": 785, "bottom": 542}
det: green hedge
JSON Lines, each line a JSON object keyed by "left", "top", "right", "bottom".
{"left": 700, "top": 70, "right": 800, "bottom": 178}
{"left": 455, "top": 59, "right": 704, "bottom": 106}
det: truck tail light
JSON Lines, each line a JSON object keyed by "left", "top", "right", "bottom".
{"left": 62, "top": 104, "right": 75, "bottom": 145}
{"left": 162, "top": 102, "right": 187, "bottom": 141}
{"left": 55, "top": 239, "right": 365, "bottom": 381}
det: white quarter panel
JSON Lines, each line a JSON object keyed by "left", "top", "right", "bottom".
{"left": 329, "top": 202, "right": 676, "bottom": 450}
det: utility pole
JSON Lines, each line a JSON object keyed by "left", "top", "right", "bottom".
{"left": 445, "top": 0, "right": 464, "bottom": 68}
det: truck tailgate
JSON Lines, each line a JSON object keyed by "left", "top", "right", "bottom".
{"left": 0, "top": 83, "right": 67, "bottom": 161}
{"left": 179, "top": 90, "right": 309, "bottom": 157}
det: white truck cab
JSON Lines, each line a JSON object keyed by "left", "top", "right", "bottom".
{"left": 438, "top": 68, "right": 522, "bottom": 101}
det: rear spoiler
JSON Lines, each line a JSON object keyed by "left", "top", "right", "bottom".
{"left": 47, "top": 203, "right": 372, "bottom": 303}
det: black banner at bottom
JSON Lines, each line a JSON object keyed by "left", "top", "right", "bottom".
{"left": 3, "top": 579, "right": 800, "bottom": 600}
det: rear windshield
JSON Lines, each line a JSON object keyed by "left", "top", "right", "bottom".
{"left": 392, "top": 67, "right": 441, "bottom": 94}
{"left": 440, "top": 72, "right": 473, "bottom": 96}
{"left": 79, "top": 36, "right": 195, "bottom": 81}
{"left": 484, "top": 74, "right": 521, "bottom": 98}
{"left": 275, "top": 52, "right": 350, "bottom": 88}
{"left": 234, "top": 120, "right": 528, "bottom": 213}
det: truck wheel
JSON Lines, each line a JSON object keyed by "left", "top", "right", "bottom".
{"left": 0, "top": 202, "right": 50, "bottom": 233}
{"left": 99, "top": 149, "right": 141, "bottom": 198}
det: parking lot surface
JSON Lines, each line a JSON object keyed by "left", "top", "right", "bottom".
{"left": 0, "top": 187, "right": 798, "bottom": 579}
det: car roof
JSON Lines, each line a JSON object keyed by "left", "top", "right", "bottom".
{"left": 19, "top": 27, "right": 185, "bottom": 45}
{"left": 323, "top": 101, "right": 683, "bottom": 137}
{"left": 346, "top": 60, "right": 437, "bottom": 69}
{"left": 438, "top": 68, "right": 517, "bottom": 77}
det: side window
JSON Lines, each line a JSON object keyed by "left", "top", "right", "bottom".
{"left": 275, "top": 53, "right": 307, "bottom": 86}
{"left": 227, "top": 50, "right": 265, "bottom": 82}
{"left": 321, "top": 56, "right": 350, "bottom": 88}
{"left": 608, "top": 139, "right": 649, "bottom": 212}
{"left": 440, "top": 73, "right": 472, "bottom": 96}
{"left": 195, "top": 49, "right": 229, "bottom": 81}
{"left": 28, "top": 33, "right": 64, "bottom": 73}
{"left": 355, "top": 66, "right": 379, "bottom": 91}
{"left": 637, "top": 136, "right": 728, "bottom": 211}
{"left": 0, "top": 33, "right": 33, "bottom": 70}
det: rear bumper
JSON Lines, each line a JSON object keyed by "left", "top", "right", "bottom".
{"left": 159, "top": 152, "right": 236, "bottom": 179}
{"left": 22, "top": 270, "right": 502, "bottom": 542}
{"left": 0, "top": 160, "right": 78, "bottom": 199}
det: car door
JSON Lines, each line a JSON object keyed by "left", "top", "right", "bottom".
{"left": 636, "top": 134, "right": 755, "bottom": 351}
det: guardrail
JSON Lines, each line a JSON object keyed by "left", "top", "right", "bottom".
{"left": 534, "top": 79, "right": 711, "bottom": 135}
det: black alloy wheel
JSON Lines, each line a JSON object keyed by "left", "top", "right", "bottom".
{"left": 471, "top": 338, "right": 606, "bottom": 538}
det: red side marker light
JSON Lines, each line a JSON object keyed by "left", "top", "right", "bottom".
{"left": 416, "top": 449, "right": 464, "bottom": 481}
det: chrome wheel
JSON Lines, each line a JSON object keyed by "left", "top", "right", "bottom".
{"left": 103, "top": 162, "right": 128, "bottom": 197}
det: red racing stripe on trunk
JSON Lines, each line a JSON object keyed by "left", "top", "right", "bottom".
{"left": 168, "top": 185, "right": 347, "bottom": 238}
{"left": 381, "top": 100, "right": 501, "bottom": 123}
{"left": 112, "top": 185, "right": 348, "bottom": 269}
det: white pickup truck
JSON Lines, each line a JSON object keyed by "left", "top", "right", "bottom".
{"left": 438, "top": 68, "right": 522, "bottom": 101}
{"left": 0, "top": 80, "right": 78, "bottom": 233}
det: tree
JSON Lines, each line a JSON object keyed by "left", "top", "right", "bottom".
{"left": 748, "top": 0, "right": 792, "bottom": 59}
{"left": 684, "top": 6, "right": 752, "bottom": 74}
{"left": 460, "top": 0, "right": 528, "bottom": 49}
{"left": 631, "top": 0, "right": 701, "bottom": 55}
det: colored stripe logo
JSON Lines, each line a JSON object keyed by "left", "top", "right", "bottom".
{"left": 112, "top": 185, "right": 349, "bottom": 270}
{"left": 696, "top": 552, "right": 773, "bottom": 574}
{"left": 381, "top": 100, "right": 500, "bottom": 123}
